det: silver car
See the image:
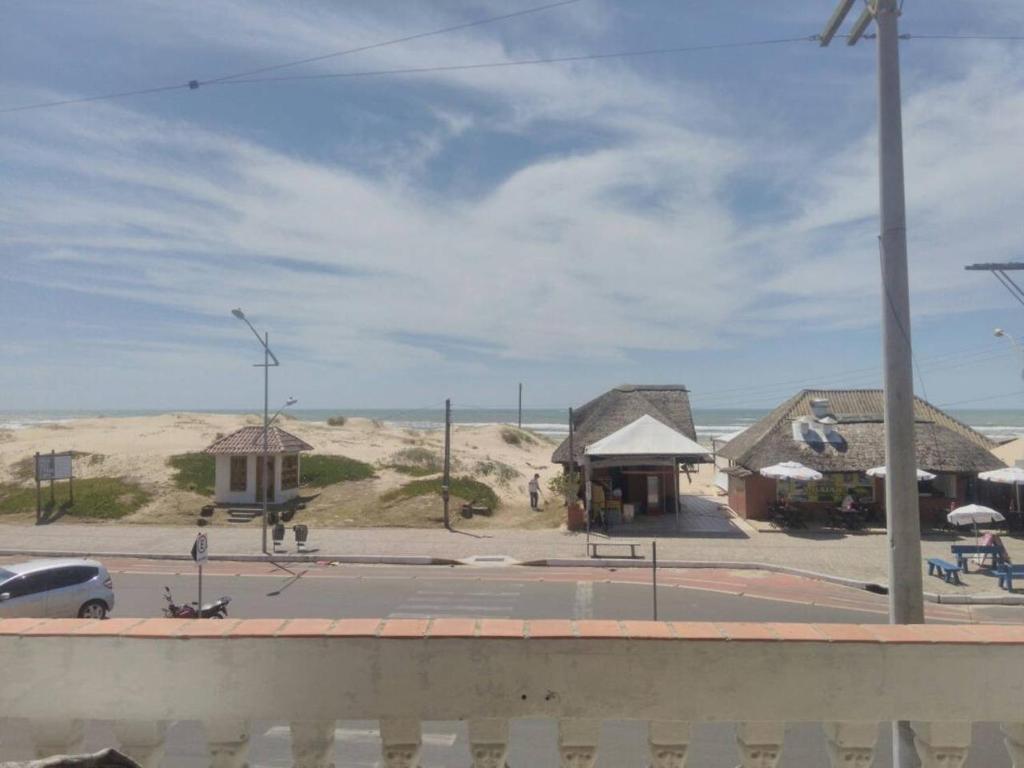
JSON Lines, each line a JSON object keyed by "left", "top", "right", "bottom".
{"left": 0, "top": 559, "right": 114, "bottom": 619}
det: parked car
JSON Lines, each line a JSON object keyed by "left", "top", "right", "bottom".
{"left": 0, "top": 559, "right": 114, "bottom": 619}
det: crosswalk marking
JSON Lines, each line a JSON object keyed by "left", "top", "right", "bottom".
{"left": 388, "top": 583, "right": 522, "bottom": 618}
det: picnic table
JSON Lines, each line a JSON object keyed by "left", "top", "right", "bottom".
{"left": 770, "top": 503, "right": 807, "bottom": 530}
{"left": 997, "top": 564, "right": 1024, "bottom": 591}
{"left": 950, "top": 544, "right": 1005, "bottom": 572}
{"left": 827, "top": 506, "right": 867, "bottom": 531}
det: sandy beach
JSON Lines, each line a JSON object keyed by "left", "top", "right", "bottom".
{"left": 0, "top": 413, "right": 721, "bottom": 528}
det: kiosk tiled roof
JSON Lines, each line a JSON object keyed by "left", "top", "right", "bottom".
{"left": 204, "top": 426, "right": 313, "bottom": 455}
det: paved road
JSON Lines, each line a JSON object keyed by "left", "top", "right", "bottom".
{"left": 1, "top": 562, "right": 1016, "bottom": 766}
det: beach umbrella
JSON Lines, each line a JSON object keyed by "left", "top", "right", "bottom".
{"left": 947, "top": 504, "right": 1006, "bottom": 544}
{"left": 978, "top": 467, "right": 1024, "bottom": 517}
{"left": 759, "top": 461, "right": 823, "bottom": 482}
{"left": 865, "top": 466, "right": 936, "bottom": 481}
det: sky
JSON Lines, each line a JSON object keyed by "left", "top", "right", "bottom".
{"left": 2, "top": 0, "right": 1024, "bottom": 413}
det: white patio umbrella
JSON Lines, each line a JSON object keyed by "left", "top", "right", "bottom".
{"left": 979, "top": 467, "right": 1024, "bottom": 517}
{"left": 759, "top": 461, "right": 823, "bottom": 481}
{"left": 865, "top": 465, "right": 936, "bottom": 481}
{"left": 946, "top": 504, "right": 1006, "bottom": 544}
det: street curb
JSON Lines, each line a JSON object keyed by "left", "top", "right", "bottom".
{"left": 1, "top": 549, "right": 1020, "bottom": 606}
{"left": 0, "top": 550, "right": 460, "bottom": 567}
{"left": 523, "top": 558, "right": 1024, "bottom": 606}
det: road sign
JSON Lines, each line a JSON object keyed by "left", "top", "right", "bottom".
{"left": 191, "top": 532, "right": 208, "bottom": 564}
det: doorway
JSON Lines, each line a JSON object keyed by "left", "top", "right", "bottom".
{"left": 255, "top": 456, "right": 275, "bottom": 503}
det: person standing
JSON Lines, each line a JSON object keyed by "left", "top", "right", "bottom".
{"left": 528, "top": 473, "right": 541, "bottom": 510}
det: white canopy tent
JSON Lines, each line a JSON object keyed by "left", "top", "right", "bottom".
{"left": 582, "top": 415, "right": 712, "bottom": 528}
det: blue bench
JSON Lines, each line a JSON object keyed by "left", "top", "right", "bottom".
{"left": 927, "top": 558, "right": 964, "bottom": 585}
{"left": 996, "top": 565, "right": 1024, "bottom": 591}
{"left": 950, "top": 544, "right": 1005, "bottom": 572}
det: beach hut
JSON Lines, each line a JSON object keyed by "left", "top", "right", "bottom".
{"left": 553, "top": 385, "right": 711, "bottom": 521}
{"left": 204, "top": 426, "right": 313, "bottom": 506}
{"left": 717, "top": 389, "right": 1004, "bottom": 523}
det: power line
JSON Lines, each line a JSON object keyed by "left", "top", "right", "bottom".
{"left": 214, "top": 36, "right": 818, "bottom": 86}
{"left": 199, "top": 0, "right": 583, "bottom": 85}
{"left": 0, "top": 0, "right": 583, "bottom": 115}
{"left": 4, "top": 28, "right": 1023, "bottom": 115}
{"left": 937, "top": 390, "right": 1024, "bottom": 408}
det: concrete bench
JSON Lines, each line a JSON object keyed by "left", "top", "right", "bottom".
{"left": 588, "top": 541, "right": 642, "bottom": 560}
{"left": 927, "top": 558, "right": 963, "bottom": 585}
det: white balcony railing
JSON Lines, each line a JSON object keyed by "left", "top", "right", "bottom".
{"left": 1, "top": 617, "right": 1023, "bottom": 767}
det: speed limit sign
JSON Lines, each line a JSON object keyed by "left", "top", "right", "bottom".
{"left": 191, "top": 532, "right": 209, "bottom": 564}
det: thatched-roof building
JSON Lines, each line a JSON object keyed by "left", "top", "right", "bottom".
{"left": 717, "top": 389, "right": 1004, "bottom": 521}
{"left": 553, "top": 385, "right": 710, "bottom": 522}
{"left": 553, "top": 385, "right": 699, "bottom": 465}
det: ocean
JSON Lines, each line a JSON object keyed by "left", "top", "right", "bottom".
{"left": 3, "top": 408, "right": 1024, "bottom": 444}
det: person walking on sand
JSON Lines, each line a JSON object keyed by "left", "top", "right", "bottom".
{"left": 528, "top": 473, "right": 542, "bottom": 510}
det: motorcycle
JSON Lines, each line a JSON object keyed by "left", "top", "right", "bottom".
{"left": 162, "top": 586, "right": 231, "bottom": 619}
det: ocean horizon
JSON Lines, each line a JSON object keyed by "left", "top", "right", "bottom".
{"left": 3, "top": 407, "right": 1024, "bottom": 444}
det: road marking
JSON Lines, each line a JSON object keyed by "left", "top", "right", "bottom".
{"left": 574, "top": 580, "right": 594, "bottom": 619}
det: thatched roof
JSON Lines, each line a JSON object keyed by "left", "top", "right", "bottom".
{"left": 552, "top": 385, "right": 696, "bottom": 464}
{"left": 204, "top": 426, "right": 313, "bottom": 455}
{"left": 718, "top": 389, "right": 1003, "bottom": 474}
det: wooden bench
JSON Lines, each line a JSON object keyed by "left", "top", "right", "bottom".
{"left": 996, "top": 564, "right": 1024, "bottom": 591}
{"left": 927, "top": 557, "right": 963, "bottom": 585}
{"left": 588, "top": 541, "right": 642, "bottom": 559}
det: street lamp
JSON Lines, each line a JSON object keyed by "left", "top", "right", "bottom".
{"left": 994, "top": 328, "right": 1024, "bottom": 380}
{"left": 231, "top": 308, "right": 280, "bottom": 555}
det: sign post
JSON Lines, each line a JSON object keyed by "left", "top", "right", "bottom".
{"left": 191, "top": 532, "right": 208, "bottom": 617}
{"left": 34, "top": 451, "right": 74, "bottom": 522}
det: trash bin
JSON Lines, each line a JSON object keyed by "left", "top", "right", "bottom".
{"left": 293, "top": 524, "right": 309, "bottom": 551}
{"left": 272, "top": 522, "right": 286, "bottom": 551}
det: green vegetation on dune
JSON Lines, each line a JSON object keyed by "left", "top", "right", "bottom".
{"left": 326, "top": 415, "right": 347, "bottom": 427}
{"left": 380, "top": 476, "right": 499, "bottom": 510}
{"left": 500, "top": 426, "right": 536, "bottom": 447}
{"left": 0, "top": 477, "right": 152, "bottom": 519}
{"left": 474, "top": 459, "right": 519, "bottom": 485}
{"left": 168, "top": 453, "right": 215, "bottom": 495}
{"left": 300, "top": 455, "right": 376, "bottom": 486}
{"left": 384, "top": 446, "right": 443, "bottom": 476}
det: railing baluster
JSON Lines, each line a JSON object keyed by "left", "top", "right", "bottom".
{"left": 28, "top": 718, "right": 84, "bottom": 760}
{"left": 558, "top": 718, "right": 600, "bottom": 768}
{"left": 735, "top": 722, "right": 785, "bottom": 768}
{"left": 823, "top": 722, "right": 878, "bottom": 768}
{"left": 911, "top": 721, "right": 970, "bottom": 768}
{"left": 113, "top": 719, "right": 168, "bottom": 768}
{"left": 468, "top": 718, "right": 509, "bottom": 768}
{"left": 1003, "top": 723, "right": 1024, "bottom": 767}
{"left": 648, "top": 720, "right": 690, "bottom": 768}
{"left": 204, "top": 718, "right": 251, "bottom": 768}
{"left": 290, "top": 720, "right": 337, "bottom": 768}
{"left": 380, "top": 718, "right": 421, "bottom": 768}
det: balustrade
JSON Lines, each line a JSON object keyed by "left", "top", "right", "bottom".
{"left": 0, "top": 618, "right": 1021, "bottom": 766}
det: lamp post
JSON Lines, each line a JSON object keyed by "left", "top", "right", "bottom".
{"left": 232, "top": 308, "right": 280, "bottom": 555}
{"left": 994, "top": 328, "right": 1024, "bottom": 380}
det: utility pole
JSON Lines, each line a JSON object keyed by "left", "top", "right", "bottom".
{"left": 820, "top": 3, "right": 922, "bottom": 765}
{"left": 566, "top": 407, "right": 575, "bottom": 507}
{"left": 518, "top": 383, "right": 523, "bottom": 429}
{"left": 442, "top": 398, "right": 452, "bottom": 530}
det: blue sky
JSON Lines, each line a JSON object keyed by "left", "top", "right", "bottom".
{"left": 2, "top": 1, "right": 1024, "bottom": 413}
